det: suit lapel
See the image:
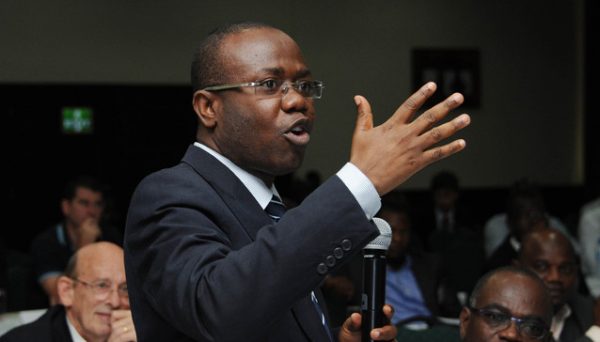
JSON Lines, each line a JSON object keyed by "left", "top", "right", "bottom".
{"left": 181, "top": 145, "right": 271, "bottom": 240}
{"left": 182, "top": 145, "right": 333, "bottom": 340}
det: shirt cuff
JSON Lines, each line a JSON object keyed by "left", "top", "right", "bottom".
{"left": 336, "top": 162, "right": 381, "bottom": 220}
{"left": 586, "top": 325, "right": 600, "bottom": 341}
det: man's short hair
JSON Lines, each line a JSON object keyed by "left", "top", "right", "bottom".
{"left": 190, "top": 21, "right": 274, "bottom": 92}
{"left": 431, "top": 170, "right": 459, "bottom": 192}
{"left": 62, "top": 176, "right": 104, "bottom": 201}
{"left": 468, "top": 266, "right": 548, "bottom": 307}
{"left": 506, "top": 179, "right": 545, "bottom": 221}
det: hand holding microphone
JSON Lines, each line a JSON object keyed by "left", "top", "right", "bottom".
{"left": 361, "top": 217, "right": 392, "bottom": 342}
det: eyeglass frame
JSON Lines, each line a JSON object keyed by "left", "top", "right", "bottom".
{"left": 202, "top": 79, "right": 324, "bottom": 99}
{"left": 468, "top": 306, "right": 550, "bottom": 340}
{"left": 70, "top": 277, "right": 129, "bottom": 299}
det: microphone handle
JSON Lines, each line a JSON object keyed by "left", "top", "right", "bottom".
{"left": 361, "top": 249, "right": 387, "bottom": 342}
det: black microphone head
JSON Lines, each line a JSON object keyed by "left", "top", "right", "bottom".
{"left": 364, "top": 217, "right": 392, "bottom": 251}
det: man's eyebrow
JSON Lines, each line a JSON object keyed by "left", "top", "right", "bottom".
{"left": 482, "top": 304, "right": 547, "bottom": 322}
{"left": 259, "top": 67, "right": 312, "bottom": 79}
{"left": 480, "top": 304, "right": 509, "bottom": 312}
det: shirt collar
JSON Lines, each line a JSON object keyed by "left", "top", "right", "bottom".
{"left": 65, "top": 314, "right": 87, "bottom": 342}
{"left": 551, "top": 303, "right": 572, "bottom": 341}
{"left": 194, "top": 142, "right": 277, "bottom": 210}
{"left": 509, "top": 235, "right": 521, "bottom": 252}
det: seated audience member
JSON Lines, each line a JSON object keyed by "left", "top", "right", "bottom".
{"left": 578, "top": 197, "right": 600, "bottom": 296}
{"left": 459, "top": 266, "right": 553, "bottom": 342}
{"left": 379, "top": 192, "right": 458, "bottom": 328}
{"left": 30, "top": 176, "right": 123, "bottom": 305}
{"left": 0, "top": 242, "right": 136, "bottom": 342}
{"left": 414, "top": 170, "right": 474, "bottom": 246}
{"left": 483, "top": 179, "right": 572, "bottom": 258}
{"left": 517, "top": 227, "right": 600, "bottom": 341}
{"left": 483, "top": 180, "right": 550, "bottom": 273}
{"left": 423, "top": 171, "right": 483, "bottom": 297}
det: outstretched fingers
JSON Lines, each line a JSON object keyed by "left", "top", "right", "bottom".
{"left": 390, "top": 82, "right": 437, "bottom": 124}
{"left": 422, "top": 138, "right": 468, "bottom": 166}
{"left": 413, "top": 92, "right": 464, "bottom": 134}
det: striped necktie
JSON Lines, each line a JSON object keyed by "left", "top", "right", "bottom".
{"left": 264, "top": 194, "right": 333, "bottom": 341}
{"left": 265, "top": 195, "right": 286, "bottom": 222}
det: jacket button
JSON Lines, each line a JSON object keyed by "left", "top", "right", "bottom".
{"left": 325, "top": 255, "right": 336, "bottom": 267}
{"left": 333, "top": 247, "right": 344, "bottom": 259}
{"left": 317, "top": 263, "right": 328, "bottom": 275}
{"left": 341, "top": 239, "right": 352, "bottom": 251}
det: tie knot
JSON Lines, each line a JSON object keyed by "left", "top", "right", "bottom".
{"left": 265, "top": 195, "right": 286, "bottom": 222}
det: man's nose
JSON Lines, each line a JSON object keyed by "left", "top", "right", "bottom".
{"left": 281, "top": 86, "right": 309, "bottom": 114}
{"left": 107, "top": 287, "right": 121, "bottom": 308}
{"left": 546, "top": 266, "right": 561, "bottom": 282}
{"left": 497, "top": 321, "right": 521, "bottom": 341}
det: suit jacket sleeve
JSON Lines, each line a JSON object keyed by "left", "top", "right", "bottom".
{"left": 124, "top": 148, "right": 378, "bottom": 341}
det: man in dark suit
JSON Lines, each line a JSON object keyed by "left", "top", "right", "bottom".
{"left": 1, "top": 242, "right": 136, "bottom": 342}
{"left": 516, "top": 227, "right": 600, "bottom": 341}
{"left": 379, "top": 192, "right": 459, "bottom": 327}
{"left": 124, "top": 22, "right": 470, "bottom": 341}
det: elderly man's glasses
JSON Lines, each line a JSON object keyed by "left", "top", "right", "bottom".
{"left": 469, "top": 307, "right": 549, "bottom": 340}
{"left": 71, "top": 277, "right": 129, "bottom": 299}
{"left": 202, "top": 79, "right": 324, "bottom": 99}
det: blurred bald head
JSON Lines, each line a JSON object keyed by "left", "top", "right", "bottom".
{"left": 59, "top": 242, "right": 129, "bottom": 342}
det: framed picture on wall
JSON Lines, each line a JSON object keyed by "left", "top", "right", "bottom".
{"left": 412, "top": 48, "right": 481, "bottom": 108}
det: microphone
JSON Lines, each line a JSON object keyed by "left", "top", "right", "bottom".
{"left": 361, "top": 217, "right": 392, "bottom": 342}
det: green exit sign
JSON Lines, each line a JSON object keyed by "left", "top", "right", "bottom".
{"left": 62, "top": 107, "right": 93, "bottom": 134}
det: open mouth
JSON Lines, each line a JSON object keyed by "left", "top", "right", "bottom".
{"left": 284, "top": 122, "right": 311, "bottom": 146}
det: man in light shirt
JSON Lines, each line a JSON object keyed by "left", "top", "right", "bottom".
{"left": 1, "top": 242, "right": 136, "bottom": 342}
{"left": 517, "top": 227, "right": 600, "bottom": 341}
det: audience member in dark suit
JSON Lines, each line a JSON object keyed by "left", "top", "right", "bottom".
{"left": 459, "top": 266, "right": 553, "bottom": 342}
{"left": 30, "top": 176, "right": 123, "bottom": 305}
{"left": 1, "top": 242, "right": 136, "bottom": 342}
{"left": 413, "top": 170, "right": 474, "bottom": 247}
{"left": 516, "top": 227, "right": 600, "bottom": 341}
{"left": 124, "top": 22, "right": 470, "bottom": 342}
{"left": 379, "top": 192, "right": 459, "bottom": 327}
{"left": 421, "top": 171, "right": 483, "bottom": 297}
{"left": 483, "top": 179, "right": 548, "bottom": 273}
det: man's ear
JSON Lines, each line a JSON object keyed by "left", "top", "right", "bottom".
{"left": 193, "top": 90, "right": 219, "bottom": 129}
{"left": 61, "top": 199, "right": 70, "bottom": 217}
{"left": 57, "top": 276, "right": 75, "bottom": 307}
{"left": 459, "top": 306, "right": 470, "bottom": 339}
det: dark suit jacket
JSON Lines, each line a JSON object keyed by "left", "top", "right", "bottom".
{"left": 0, "top": 305, "right": 72, "bottom": 342}
{"left": 483, "top": 235, "right": 517, "bottom": 274}
{"left": 410, "top": 251, "right": 443, "bottom": 318}
{"left": 124, "top": 145, "right": 379, "bottom": 341}
{"left": 559, "top": 294, "right": 595, "bottom": 342}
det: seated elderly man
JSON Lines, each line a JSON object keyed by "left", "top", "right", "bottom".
{"left": 459, "top": 266, "right": 553, "bottom": 342}
{"left": 517, "top": 227, "right": 600, "bottom": 342}
{"left": 0, "top": 242, "right": 136, "bottom": 342}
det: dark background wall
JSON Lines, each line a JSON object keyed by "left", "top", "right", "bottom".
{"left": 1, "top": 0, "right": 598, "bottom": 252}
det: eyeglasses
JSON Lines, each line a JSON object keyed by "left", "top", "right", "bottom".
{"left": 202, "top": 79, "right": 324, "bottom": 99}
{"left": 469, "top": 307, "right": 549, "bottom": 340}
{"left": 71, "top": 277, "right": 129, "bottom": 299}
